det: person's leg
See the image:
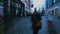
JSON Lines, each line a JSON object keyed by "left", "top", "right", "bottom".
{"left": 33, "top": 28, "right": 37, "bottom": 34}
{"left": 33, "top": 28, "right": 39, "bottom": 34}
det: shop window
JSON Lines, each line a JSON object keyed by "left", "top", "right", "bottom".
{"left": 18, "top": 4, "right": 21, "bottom": 9}
{"left": 15, "top": 0, "right": 18, "bottom": 2}
{"left": 53, "top": 0, "right": 56, "bottom": 4}
{"left": 52, "top": 10, "right": 54, "bottom": 16}
{"left": 0, "top": 0, "right": 3, "bottom": 3}
{"left": 0, "top": 0, "right": 3, "bottom": 6}
{"left": 52, "top": 0, "right": 54, "bottom": 6}
{"left": 0, "top": 5, "right": 4, "bottom": 17}
{"left": 55, "top": 8, "right": 60, "bottom": 19}
{"left": 0, "top": 0, "right": 4, "bottom": 17}
{"left": 15, "top": 3, "right": 18, "bottom": 8}
{"left": 11, "top": 1, "right": 15, "bottom": 7}
{"left": 48, "top": 11, "right": 52, "bottom": 15}
{"left": 55, "top": 8, "right": 58, "bottom": 18}
{"left": 16, "top": 9, "right": 18, "bottom": 14}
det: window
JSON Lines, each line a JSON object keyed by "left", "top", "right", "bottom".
{"left": 52, "top": 10, "right": 54, "bottom": 16}
{"left": 15, "top": 3, "right": 18, "bottom": 9}
{"left": 0, "top": 0, "right": 3, "bottom": 6}
{"left": 55, "top": 8, "right": 58, "bottom": 18}
{"left": 18, "top": 4, "right": 21, "bottom": 9}
{"left": 0, "top": 5, "right": 4, "bottom": 17}
{"left": 11, "top": 1, "right": 15, "bottom": 6}
{"left": 53, "top": 0, "right": 56, "bottom": 4}
{"left": 52, "top": 0, "right": 54, "bottom": 6}
{"left": 16, "top": 9, "right": 18, "bottom": 14}
{"left": 46, "top": 2, "right": 48, "bottom": 8}
{"left": 0, "top": 0, "right": 4, "bottom": 17}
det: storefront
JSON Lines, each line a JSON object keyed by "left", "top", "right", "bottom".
{"left": 0, "top": 0, "right": 4, "bottom": 19}
{"left": 46, "top": 6, "right": 60, "bottom": 19}
{"left": 19, "top": 1, "right": 25, "bottom": 17}
{"left": 3, "top": 0, "right": 25, "bottom": 20}
{"left": 46, "top": 2, "right": 60, "bottom": 34}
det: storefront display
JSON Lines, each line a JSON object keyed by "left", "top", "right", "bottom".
{"left": 55, "top": 8, "right": 58, "bottom": 18}
{"left": 10, "top": 1, "right": 16, "bottom": 17}
{"left": 0, "top": 5, "right": 3, "bottom": 17}
{"left": 18, "top": 4, "right": 21, "bottom": 9}
{"left": 55, "top": 8, "right": 60, "bottom": 19}
{"left": 15, "top": 3, "right": 19, "bottom": 15}
{"left": 52, "top": 10, "right": 54, "bottom": 16}
{"left": 0, "top": 0, "right": 4, "bottom": 19}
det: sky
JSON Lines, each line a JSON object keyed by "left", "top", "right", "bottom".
{"left": 21, "top": 0, "right": 45, "bottom": 13}
{"left": 33, "top": 0, "right": 44, "bottom": 8}
{"left": 31, "top": 0, "right": 44, "bottom": 12}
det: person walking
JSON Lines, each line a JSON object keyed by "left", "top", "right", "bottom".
{"left": 31, "top": 8, "right": 42, "bottom": 34}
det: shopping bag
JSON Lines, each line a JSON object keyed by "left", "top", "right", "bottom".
{"left": 36, "top": 21, "right": 42, "bottom": 28}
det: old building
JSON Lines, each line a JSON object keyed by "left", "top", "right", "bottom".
{"left": 45, "top": 0, "right": 60, "bottom": 34}
{"left": 3, "top": 0, "right": 25, "bottom": 19}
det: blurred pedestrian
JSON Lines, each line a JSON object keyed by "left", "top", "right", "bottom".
{"left": 47, "top": 14, "right": 57, "bottom": 34}
{"left": 31, "top": 8, "right": 42, "bottom": 34}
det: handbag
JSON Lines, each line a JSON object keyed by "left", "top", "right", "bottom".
{"left": 36, "top": 21, "right": 42, "bottom": 28}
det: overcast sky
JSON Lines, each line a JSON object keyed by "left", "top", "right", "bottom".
{"left": 31, "top": 0, "right": 44, "bottom": 13}
{"left": 33, "top": 0, "right": 44, "bottom": 9}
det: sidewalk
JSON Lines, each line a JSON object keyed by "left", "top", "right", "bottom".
{"left": 53, "top": 17, "right": 60, "bottom": 34}
{"left": 45, "top": 14, "right": 57, "bottom": 34}
{"left": 38, "top": 16, "right": 48, "bottom": 34}
{"left": 0, "top": 20, "right": 6, "bottom": 34}
{"left": 5, "top": 16, "right": 49, "bottom": 34}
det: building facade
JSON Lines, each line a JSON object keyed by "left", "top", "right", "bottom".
{"left": 45, "top": 0, "right": 60, "bottom": 9}
{"left": 20, "top": 0, "right": 31, "bottom": 16}
{"left": 0, "top": 0, "right": 3, "bottom": 17}
{"left": 45, "top": 0, "right": 60, "bottom": 18}
{"left": 3, "top": 0, "right": 25, "bottom": 20}
{"left": 19, "top": 1, "right": 25, "bottom": 17}
{"left": 45, "top": 0, "right": 60, "bottom": 34}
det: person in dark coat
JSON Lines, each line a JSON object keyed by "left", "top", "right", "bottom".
{"left": 31, "top": 8, "right": 42, "bottom": 34}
